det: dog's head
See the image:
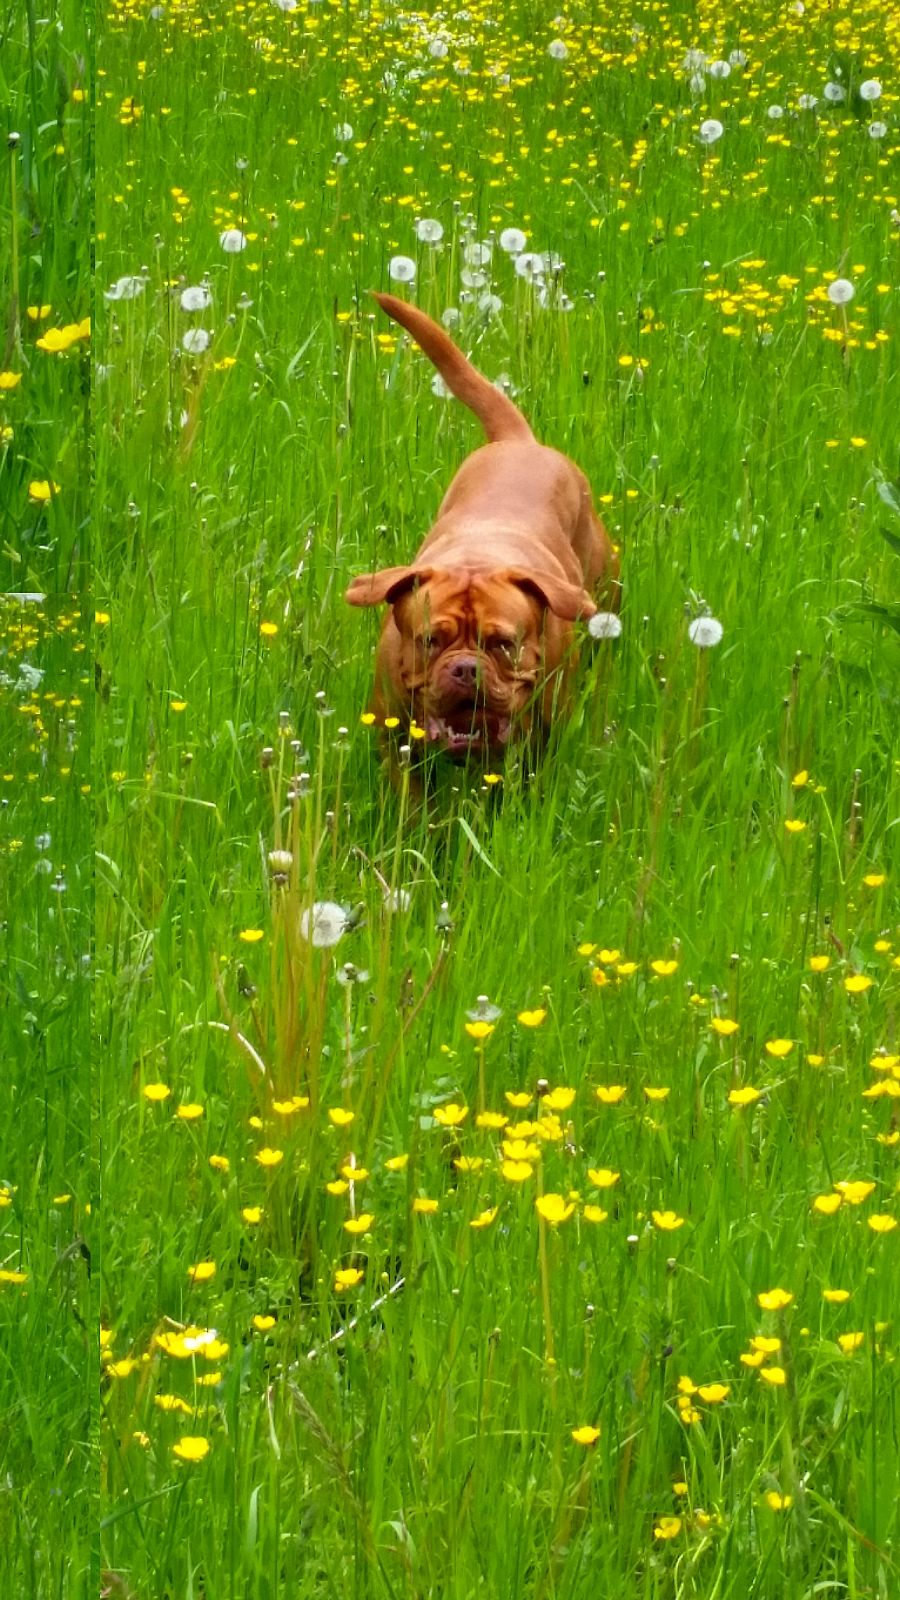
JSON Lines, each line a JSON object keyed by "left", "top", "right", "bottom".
{"left": 346, "top": 565, "right": 596, "bottom": 759}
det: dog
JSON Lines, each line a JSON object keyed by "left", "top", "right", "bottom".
{"left": 346, "top": 293, "right": 619, "bottom": 765}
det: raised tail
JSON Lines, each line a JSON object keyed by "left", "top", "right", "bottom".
{"left": 373, "top": 291, "right": 534, "bottom": 444}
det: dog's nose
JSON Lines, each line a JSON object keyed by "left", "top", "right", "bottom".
{"left": 447, "top": 656, "right": 479, "bottom": 690}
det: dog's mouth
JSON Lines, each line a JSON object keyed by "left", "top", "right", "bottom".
{"left": 425, "top": 705, "right": 512, "bottom": 759}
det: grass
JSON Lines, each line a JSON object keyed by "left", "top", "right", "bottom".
{"left": 4, "top": 0, "right": 900, "bottom": 1593}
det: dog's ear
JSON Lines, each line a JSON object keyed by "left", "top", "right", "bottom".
{"left": 503, "top": 569, "right": 597, "bottom": 622}
{"left": 345, "top": 566, "right": 434, "bottom": 607}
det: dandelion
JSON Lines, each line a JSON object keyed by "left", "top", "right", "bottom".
{"left": 797, "top": 93, "right": 818, "bottom": 110}
{"left": 219, "top": 228, "right": 247, "bottom": 253}
{"left": 180, "top": 285, "right": 212, "bottom": 311}
{"left": 823, "top": 82, "right": 845, "bottom": 104}
{"left": 587, "top": 611, "right": 622, "bottom": 640}
{"left": 334, "top": 121, "right": 354, "bottom": 142}
{"left": 547, "top": 39, "right": 568, "bottom": 60}
{"left": 173, "top": 1436, "right": 210, "bottom": 1463}
{"left": 698, "top": 120, "right": 724, "bottom": 146}
{"left": 414, "top": 218, "right": 444, "bottom": 244}
{"left": 708, "top": 60, "right": 731, "bottom": 79}
{"left": 514, "top": 252, "right": 545, "bottom": 282}
{"left": 104, "top": 275, "right": 146, "bottom": 301}
{"left": 299, "top": 901, "right": 347, "bottom": 947}
{"left": 868, "top": 122, "right": 887, "bottom": 140}
{"left": 826, "top": 279, "right": 855, "bottom": 306}
{"left": 182, "top": 328, "right": 211, "bottom": 354}
{"left": 688, "top": 616, "right": 723, "bottom": 647}
{"left": 388, "top": 256, "right": 416, "bottom": 284}
{"left": 858, "top": 80, "right": 881, "bottom": 101}
{"left": 571, "top": 1424, "right": 600, "bottom": 1445}
{"left": 500, "top": 227, "right": 527, "bottom": 254}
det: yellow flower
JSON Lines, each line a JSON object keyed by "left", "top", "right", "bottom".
{"left": 454, "top": 1156, "right": 484, "bottom": 1174}
{"left": 863, "top": 873, "right": 886, "bottom": 888}
{"left": 470, "top": 1206, "right": 498, "bottom": 1230}
{"left": 571, "top": 1425, "right": 601, "bottom": 1446}
{"left": 359, "top": 712, "right": 376, "bottom": 726}
{"left": 326, "top": 1180, "right": 349, "bottom": 1196}
{"left": 187, "top": 1262, "right": 216, "bottom": 1284}
{"left": 0, "top": 371, "right": 22, "bottom": 389}
{"left": 328, "top": 1107, "right": 355, "bottom": 1127}
{"left": 241, "top": 1206, "right": 263, "bottom": 1225}
{"left": 751, "top": 1336, "right": 782, "bottom": 1353}
{"left": 239, "top": 928, "right": 264, "bottom": 943}
{"left": 653, "top": 1516, "right": 682, "bottom": 1540}
{"left": 577, "top": 942, "right": 596, "bottom": 956}
{"left": 587, "top": 1167, "right": 620, "bottom": 1189}
{"left": 765, "top": 1039, "right": 793, "bottom": 1058}
{"left": 697, "top": 1383, "right": 729, "bottom": 1404}
{"left": 765, "top": 1492, "right": 793, "bottom": 1511}
{"left": 791, "top": 770, "right": 809, "bottom": 788}
{"left": 710, "top": 1018, "right": 739, "bottom": 1036}
{"left": 142, "top": 1082, "right": 171, "bottom": 1102}
{"left": 501, "top": 1160, "right": 533, "bottom": 1183}
{"left": 172, "top": 1436, "right": 210, "bottom": 1463}
{"left": 28, "top": 479, "right": 60, "bottom": 502}
{"left": 535, "top": 1193, "right": 574, "bottom": 1225}
{"left": 844, "top": 974, "right": 873, "bottom": 994}
{"left": 834, "top": 1180, "right": 875, "bottom": 1205}
{"left": 155, "top": 1391, "right": 191, "bottom": 1410}
{"left": 433, "top": 1102, "right": 468, "bottom": 1127}
{"left": 384, "top": 1153, "right": 409, "bottom": 1172}
{"left": 650, "top": 959, "right": 679, "bottom": 977}
{"left": 465, "top": 1021, "right": 495, "bottom": 1040}
{"left": 505, "top": 1091, "right": 531, "bottom": 1108}
{"left": 583, "top": 1205, "right": 608, "bottom": 1223}
{"left": 784, "top": 819, "right": 807, "bottom": 834}
{"left": 343, "top": 1213, "right": 374, "bottom": 1235}
{"left": 255, "top": 1147, "right": 283, "bottom": 1168}
{"left": 838, "top": 1332, "right": 865, "bottom": 1355}
{"left": 543, "top": 1086, "right": 575, "bottom": 1112}
{"left": 259, "top": 621, "right": 279, "bottom": 637}
{"left": 822, "top": 1289, "right": 850, "bottom": 1304}
{"left": 757, "top": 1288, "right": 793, "bottom": 1312}
{"left": 759, "top": 1366, "right": 787, "bottom": 1387}
{"left": 652, "top": 1209, "right": 684, "bottom": 1231}
{"left": 808, "top": 955, "right": 830, "bottom": 972}
{"left": 590, "top": 966, "right": 608, "bottom": 987}
{"left": 334, "top": 1268, "right": 364, "bottom": 1292}
{"left": 868, "top": 1214, "right": 898, "bottom": 1234}
{"left": 517, "top": 1008, "right": 547, "bottom": 1027}
{"left": 643, "top": 1086, "right": 670, "bottom": 1102}
{"left": 812, "top": 1193, "right": 842, "bottom": 1215}
{"left": 740, "top": 1351, "right": 765, "bottom": 1368}
{"left": 176, "top": 1102, "right": 204, "bottom": 1121}
{"left": 475, "top": 1110, "right": 508, "bottom": 1130}
{"left": 252, "top": 1314, "right": 276, "bottom": 1331}
{"left": 728, "top": 1086, "right": 761, "bottom": 1107}
{"left": 412, "top": 1197, "right": 439, "bottom": 1215}
{"left": 595, "top": 1085, "right": 627, "bottom": 1105}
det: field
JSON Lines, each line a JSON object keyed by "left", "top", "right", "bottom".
{"left": 2, "top": 0, "right": 900, "bottom": 1594}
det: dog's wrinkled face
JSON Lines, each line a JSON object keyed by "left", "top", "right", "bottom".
{"left": 346, "top": 564, "right": 596, "bottom": 759}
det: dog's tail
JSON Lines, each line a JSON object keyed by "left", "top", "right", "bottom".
{"left": 372, "top": 292, "right": 534, "bottom": 444}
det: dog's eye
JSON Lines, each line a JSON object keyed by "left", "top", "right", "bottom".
{"left": 486, "top": 635, "right": 517, "bottom": 657}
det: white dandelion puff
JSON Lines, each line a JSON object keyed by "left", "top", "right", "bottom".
{"left": 698, "top": 119, "right": 724, "bottom": 145}
{"left": 868, "top": 121, "right": 887, "bottom": 139}
{"left": 180, "top": 285, "right": 212, "bottom": 312}
{"left": 826, "top": 278, "right": 855, "bottom": 306}
{"left": 219, "top": 228, "right": 247, "bottom": 253}
{"left": 587, "top": 612, "right": 623, "bottom": 641}
{"left": 415, "top": 217, "right": 444, "bottom": 243}
{"left": 547, "top": 38, "right": 568, "bottom": 59}
{"left": 463, "top": 239, "right": 492, "bottom": 267}
{"left": 431, "top": 373, "right": 451, "bottom": 398}
{"left": 441, "top": 307, "right": 461, "bottom": 328}
{"left": 181, "top": 328, "right": 211, "bottom": 354}
{"left": 514, "top": 251, "right": 545, "bottom": 281}
{"left": 334, "top": 121, "right": 354, "bottom": 141}
{"left": 104, "top": 275, "right": 147, "bottom": 301}
{"left": 728, "top": 49, "right": 747, "bottom": 67}
{"left": 708, "top": 60, "right": 731, "bottom": 80}
{"left": 688, "top": 616, "right": 724, "bottom": 648}
{"left": 299, "top": 901, "right": 348, "bottom": 948}
{"left": 797, "top": 93, "right": 818, "bottom": 110}
{"left": 859, "top": 79, "right": 881, "bottom": 101}
{"left": 429, "top": 37, "right": 448, "bottom": 58}
{"left": 823, "top": 82, "right": 845, "bottom": 103}
{"left": 388, "top": 255, "right": 416, "bottom": 283}
{"left": 499, "top": 226, "right": 527, "bottom": 254}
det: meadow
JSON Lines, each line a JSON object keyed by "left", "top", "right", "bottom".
{"left": 3, "top": 0, "right": 900, "bottom": 1593}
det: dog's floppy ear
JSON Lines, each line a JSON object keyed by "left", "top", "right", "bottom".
{"left": 503, "top": 568, "right": 597, "bottom": 622}
{"left": 345, "top": 566, "right": 434, "bottom": 607}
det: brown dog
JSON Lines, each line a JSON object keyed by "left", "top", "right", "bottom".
{"left": 346, "top": 293, "right": 619, "bottom": 763}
